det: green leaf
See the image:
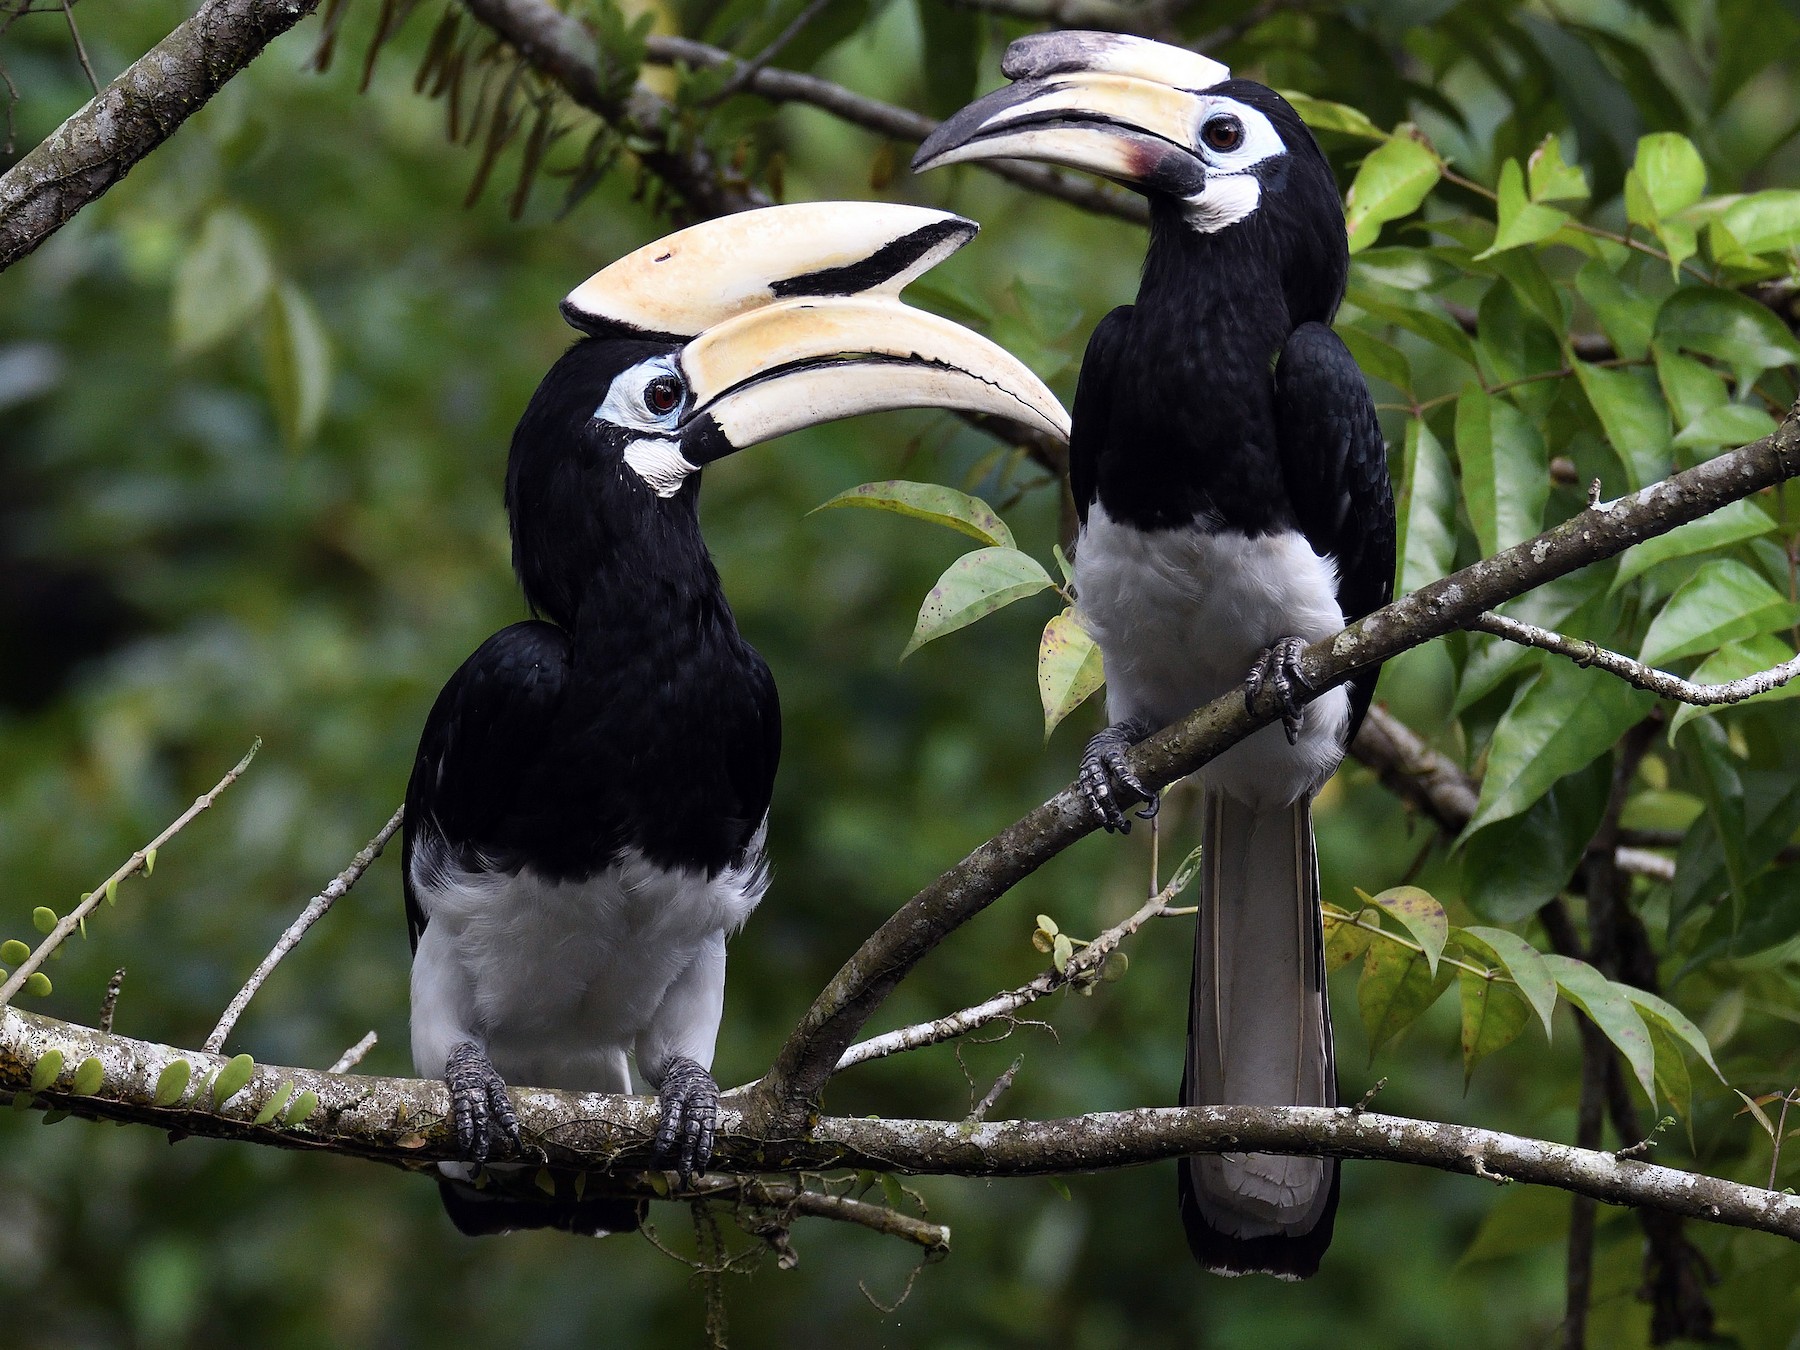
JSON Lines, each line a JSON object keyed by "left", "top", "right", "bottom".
{"left": 254, "top": 1080, "right": 296, "bottom": 1125}
{"left": 1624, "top": 988, "right": 1725, "bottom": 1083}
{"left": 1322, "top": 907, "right": 1374, "bottom": 973}
{"left": 879, "top": 1172, "right": 905, "bottom": 1209}
{"left": 812, "top": 480, "right": 1015, "bottom": 550}
{"left": 1454, "top": 390, "right": 1548, "bottom": 557}
{"left": 1367, "top": 885, "right": 1449, "bottom": 975}
{"left": 1464, "top": 660, "right": 1654, "bottom": 835}
{"left": 1344, "top": 133, "right": 1441, "bottom": 253}
{"left": 31, "top": 907, "right": 56, "bottom": 934}
{"left": 1632, "top": 134, "right": 1706, "bottom": 219}
{"left": 1646, "top": 1018, "right": 1693, "bottom": 1125}
{"left": 902, "top": 547, "right": 1053, "bottom": 659}
{"left": 1638, "top": 560, "right": 1795, "bottom": 667}
{"left": 1527, "top": 134, "right": 1589, "bottom": 203}
{"left": 1358, "top": 940, "right": 1453, "bottom": 1056}
{"left": 1349, "top": 290, "right": 1480, "bottom": 369}
{"left": 1279, "top": 91, "right": 1386, "bottom": 141}
{"left": 1461, "top": 927, "right": 1559, "bottom": 1037}
{"left": 153, "top": 1060, "right": 193, "bottom": 1107}
{"left": 71, "top": 1057, "right": 103, "bottom": 1096}
{"left": 918, "top": 0, "right": 979, "bottom": 118}
{"left": 171, "top": 206, "right": 274, "bottom": 358}
{"left": 0, "top": 940, "right": 28, "bottom": 965}
{"left": 1652, "top": 343, "right": 1730, "bottom": 429}
{"left": 29, "top": 1049, "right": 63, "bottom": 1093}
{"left": 1671, "top": 403, "right": 1780, "bottom": 454}
{"left": 1576, "top": 261, "right": 1657, "bottom": 361}
{"left": 1338, "top": 327, "right": 1411, "bottom": 394}
{"left": 263, "top": 282, "right": 332, "bottom": 449}
{"left": 284, "top": 1089, "right": 320, "bottom": 1125}
{"left": 1460, "top": 759, "right": 1610, "bottom": 924}
{"left": 1721, "top": 189, "right": 1800, "bottom": 257}
{"left": 1459, "top": 972, "right": 1530, "bottom": 1083}
{"left": 213, "top": 1053, "right": 256, "bottom": 1106}
{"left": 1474, "top": 161, "right": 1569, "bottom": 259}
{"left": 1543, "top": 955, "right": 1657, "bottom": 1103}
{"left": 23, "top": 972, "right": 50, "bottom": 997}
{"left": 1656, "top": 287, "right": 1800, "bottom": 390}
{"left": 1396, "top": 418, "right": 1457, "bottom": 593}
{"left": 1051, "top": 932, "right": 1074, "bottom": 974}
{"left": 1572, "top": 361, "right": 1671, "bottom": 492}
{"left": 1611, "top": 498, "right": 1776, "bottom": 591}
{"left": 1669, "top": 634, "right": 1800, "bottom": 738}
{"left": 1037, "top": 609, "right": 1105, "bottom": 740}
{"left": 143, "top": 848, "right": 156, "bottom": 877}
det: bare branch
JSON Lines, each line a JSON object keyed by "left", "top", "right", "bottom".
{"left": 833, "top": 869, "right": 1180, "bottom": 1073}
{"left": 0, "top": 741, "right": 259, "bottom": 1011}
{"left": 747, "top": 411, "right": 1800, "bottom": 1130}
{"left": 205, "top": 805, "right": 405, "bottom": 1054}
{"left": 1474, "top": 610, "right": 1800, "bottom": 707}
{"left": 0, "top": 0, "right": 323, "bottom": 272}
{"left": 328, "top": 1031, "right": 379, "bottom": 1074}
{"left": 3, "top": 1003, "right": 1796, "bottom": 1242}
{"left": 643, "top": 35, "right": 1147, "bottom": 226}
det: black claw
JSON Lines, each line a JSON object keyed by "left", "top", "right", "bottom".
{"left": 653, "top": 1056, "right": 719, "bottom": 1184}
{"left": 1079, "top": 719, "right": 1156, "bottom": 834}
{"left": 1247, "top": 637, "right": 1311, "bottom": 745}
{"left": 445, "top": 1040, "right": 521, "bottom": 1165}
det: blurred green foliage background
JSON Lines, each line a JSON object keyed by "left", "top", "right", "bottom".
{"left": 2, "top": 0, "right": 1800, "bottom": 1346}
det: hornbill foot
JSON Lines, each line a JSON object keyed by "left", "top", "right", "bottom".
{"left": 1078, "top": 718, "right": 1159, "bottom": 834}
{"left": 653, "top": 1056, "right": 719, "bottom": 1185}
{"left": 1243, "top": 636, "right": 1313, "bottom": 746}
{"left": 445, "top": 1040, "right": 522, "bottom": 1164}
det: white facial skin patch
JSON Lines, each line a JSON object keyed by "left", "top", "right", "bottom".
{"left": 1182, "top": 97, "right": 1286, "bottom": 234}
{"left": 621, "top": 438, "right": 700, "bottom": 498}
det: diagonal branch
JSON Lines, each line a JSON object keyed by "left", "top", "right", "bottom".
{"left": 745, "top": 410, "right": 1800, "bottom": 1131}
{"left": 3, "top": 1002, "right": 1797, "bottom": 1242}
{"left": 0, "top": 0, "right": 324, "bottom": 272}
{"left": 643, "top": 34, "right": 1147, "bottom": 225}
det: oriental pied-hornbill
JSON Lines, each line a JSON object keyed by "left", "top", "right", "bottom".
{"left": 405, "top": 203, "right": 1069, "bottom": 1237}
{"left": 915, "top": 33, "right": 1395, "bottom": 1279}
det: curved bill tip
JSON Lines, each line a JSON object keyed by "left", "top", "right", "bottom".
{"left": 1000, "top": 31, "right": 1230, "bottom": 90}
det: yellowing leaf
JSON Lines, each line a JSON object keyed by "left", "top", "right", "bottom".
{"left": 1459, "top": 972, "right": 1530, "bottom": 1084}
{"left": 812, "top": 480, "right": 1015, "bottom": 549}
{"left": 1367, "top": 885, "right": 1448, "bottom": 975}
{"left": 1359, "top": 940, "right": 1453, "bottom": 1056}
{"left": 1460, "top": 926, "right": 1558, "bottom": 1037}
{"left": 1322, "top": 907, "right": 1374, "bottom": 973}
{"left": 1037, "top": 609, "right": 1105, "bottom": 740}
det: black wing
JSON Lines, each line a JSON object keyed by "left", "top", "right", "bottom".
{"left": 1068, "top": 305, "right": 1133, "bottom": 525}
{"left": 1273, "top": 322, "right": 1396, "bottom": 737}
{"left": 401, "top": 620, "right": 573, "bottom": 950}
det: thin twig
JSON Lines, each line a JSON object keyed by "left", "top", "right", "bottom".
{"left": 1474, "top": 612, "right": 1800, "bottom": 706}
{"left": 97, "top": 968, "right": 124, "bottom": 1035}
{"left": 0, "top": 741, "right": 260, "bottom": 1011}
{"left": 204, "top": 805, "right": 404, "bottom": 1053}
{"left": 699, "top": 0, "right": 834, "bottom": 106}
{"left": 968, "top": 1056, "right": 1023, "bottom": 1123}
{"left": 328, "top": 1031, "right": 378, "bottom": 1074}
{"left": 59, "top": 0, "right": 99, "bottom": 92}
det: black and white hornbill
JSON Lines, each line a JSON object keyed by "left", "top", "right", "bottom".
{"left": 403, "top": 202, "right": 1069, "bottom": 1237}
{"left": 916, "top": 33, "right": 1395, "bottom": 1278}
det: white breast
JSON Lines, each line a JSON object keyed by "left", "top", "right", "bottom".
{"left": 408, "top": 830, "right": 768, "bottom": 1091}
{"left": 1073, "top": 503, "right": 1351, "bottom": 809}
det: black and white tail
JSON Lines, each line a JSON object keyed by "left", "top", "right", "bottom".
{"left": 1177, "top": 788, "right": 1339, "bottom": 1279}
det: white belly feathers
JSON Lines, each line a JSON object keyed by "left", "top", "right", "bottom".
{"left": 409, "top": 826, "right": 768, "bottom": 1092}
{"left": 1074, "top": 503, "right": 1351, "bottom": 810}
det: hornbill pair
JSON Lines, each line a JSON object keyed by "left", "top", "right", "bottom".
{"left": 405, "top": 32, "right": 1394, "bottom": 1280}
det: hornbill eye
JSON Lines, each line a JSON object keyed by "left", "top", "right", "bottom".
{"left": 1201, "top": 115, "right": 1244, "bottom": 153}
{"left": 643, "top": 375, "right": 683, "bottom": 416}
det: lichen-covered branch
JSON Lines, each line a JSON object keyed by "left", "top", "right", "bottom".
{"left": 747, "top": 411, "right": 1800, "bottom": 1131}
{"left": 0, "top": 0, "right": 322, "bottom": 272}
{"left": 2, "top": 1004, "right": 1795, "bottom": 1243}
{"left": 1473, "top": 611, "right": 1800, "bottom": 707}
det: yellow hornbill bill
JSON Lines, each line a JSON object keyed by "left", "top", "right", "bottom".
{"left": 916, "top": 34, "right": 1396, "bottom": 1278}
{"left": 404, "top": 203, "right": 1068, "bottom": 1236}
